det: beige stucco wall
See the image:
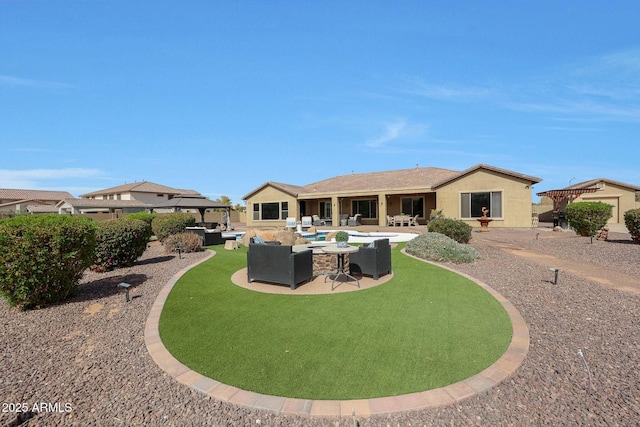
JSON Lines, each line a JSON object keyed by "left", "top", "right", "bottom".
{"left": 245, "top": 186, "right": 298, "bottom": 227}
{"left": 573, "top": 182, "right": 638, "bottom": 224}
{"left": 436, "top": 169, "right": 535, "bottom": 228}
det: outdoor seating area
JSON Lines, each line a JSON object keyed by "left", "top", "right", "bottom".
{"left": 185, "top": 227, "right": 236, "bottom": 246}
{"left": 349, "top": 238, "right": 392, "bottom": 280}
{"left": 387, "top": 214, "right": 419, "bottom": 226}
{"left": 246, "top": 243, "right": 313, "bottom": 290}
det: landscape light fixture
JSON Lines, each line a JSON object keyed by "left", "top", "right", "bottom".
{"left": 549, "top": 268, "right": 559, "bottom": 285}
{"left": 118, "top": 282, "right": 132, "bottom": 302}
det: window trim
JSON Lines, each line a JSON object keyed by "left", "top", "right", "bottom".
{"left": 252, "top": 201, "right": 290, "bottom": 221}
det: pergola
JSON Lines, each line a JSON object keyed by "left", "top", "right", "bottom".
{"left": 536, "top": 188, "right": 599, "bottom": 209}
{"left": 148, "top": 194, "right": 232, "bottom": 229}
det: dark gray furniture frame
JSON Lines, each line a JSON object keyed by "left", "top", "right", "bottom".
{"left": 185, "top": 227, "right": 236, "bottom": 246}
{"left": 247, "top": 244, "right": 313, "bottom": 290}
{"left": 348, "top": 238, "right": 392, "bottom": 279}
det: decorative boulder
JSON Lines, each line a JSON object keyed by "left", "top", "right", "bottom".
{"left": 240, "top": 229, "right": 299, "bottom": 246}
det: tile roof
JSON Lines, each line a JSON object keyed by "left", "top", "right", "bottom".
{"left": 566, "top": 178, "right": 640, "bottom": 191}
{"left": 59, "top": 198, "right": 148, "bottom": 209}
{"left": 243, "top": 164, "right": 542, "bottom": 200}
{"left": 0, "top": 189, "right": 74, "bottom": 202}
{"left": 80, "top": 181, "right": 199, "bottom": 197}
{"left": 300, "top": 167, "right": 460, "bottom": 195}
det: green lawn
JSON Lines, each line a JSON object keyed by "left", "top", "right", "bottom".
{"left": 159, "top": 244, "right": 512, "bottom": 400}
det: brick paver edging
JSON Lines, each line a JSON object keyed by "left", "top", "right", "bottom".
{"left": 145, "top": 248, "right": 529, "bottom": 419}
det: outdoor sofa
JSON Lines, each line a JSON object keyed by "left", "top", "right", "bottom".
{"left": 348, "top": 238, "right": 392, "bottom": 280}
{"left": 185, "top": 227, "right": 236, "bottom": 246}
{"left": 247, "top": 244, "right": 313, "bottom": 290}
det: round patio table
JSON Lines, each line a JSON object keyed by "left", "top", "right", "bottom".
{"left": 321, "top": 245, "right": 360, "bottom": 290}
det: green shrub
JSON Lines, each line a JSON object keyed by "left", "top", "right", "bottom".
{"left": 335, "top": 231, "right": 349, "bottom": 242}
{"left": 624, "top": 208, "right": 640, "bottom": 244}
{"left": 151, "top": 212, "right": 196, "bottom": 242}
{"left": 427, "top": 217, "right": 472, "bottom": 243}
{"left": 0, "top": 215, "right": 96, "bottom": 310}
{"left": 163, "top": 232, "right": 203, "bottom": 254}
{"left": 92, "top": 217, "right": 152, "bottom": 272}
{"left": 406, "top": 232, "right": 479, "bottom": 263}
{"left": 565, "top": 202, "right": 613, "bottom": 237}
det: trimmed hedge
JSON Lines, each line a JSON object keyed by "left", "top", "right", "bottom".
{"left": 624, "top": 208, "right": 640, "bottom": 244}
{"left": 0, "top": 215, "right": 96, "bottom": 310}
{"left": 427, "top": 217, "right": 472, "bottom": 244}
{"left": 406, "top": 232, "right": 479, "bottom": 263}
{"left": 163, "top": 232, "right": 203, "bottom": 254}
{"left": 565, "top": 201, "right": 613, "bottom": 237}
{"left": 152, "top": 213, "right": 196, "bottom": 242}
{"left": 92, "top": 217, "right": 152, "bottom": 272}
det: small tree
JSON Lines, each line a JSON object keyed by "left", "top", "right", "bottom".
{"left": 0, "top": 215, "right": 96, "bottom": 310}
{"left": 565, "top": 202, "right": 613, "bottom": 238}
{"left": 624, "top": 208, "right": 640, "bottom": 244}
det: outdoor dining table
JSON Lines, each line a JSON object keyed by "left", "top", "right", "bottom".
{"left": 394, "top": 215, "right": 411, "bottom": 226}
{"left": 321, "top": 245, "right": 360, "bottom": 290}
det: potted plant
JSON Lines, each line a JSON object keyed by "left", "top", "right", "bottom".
{"left": 335, "top": 231, "right": 349, "bottom": 248}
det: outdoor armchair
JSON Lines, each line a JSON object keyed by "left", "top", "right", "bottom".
{"left": 185, "top": 227, "right": 236, "bottom": 246}
{"left": 247, "top": 244, "right": 314, "bottom": 290}
{"left": 349, "top": 238, "right": 392, "bottom": 280}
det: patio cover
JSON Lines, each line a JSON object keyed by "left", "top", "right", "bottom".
{"left": 536, "top": 188, "right": 599, "bottom": 208}
{"left": 148, "top": 194, "right": 232, "bottom": 228}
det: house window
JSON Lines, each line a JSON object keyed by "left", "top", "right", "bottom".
{"left": 401, "top": 197, "right": 424, "bottom": 218}
{"left": 252, "top": 201, "right": 289, "bottom": 221}
{"left": 352, "top": 199, "right": 377, "bottom": 219}
{"left": 461, "top": 191, "right": 502, "bottom": 218}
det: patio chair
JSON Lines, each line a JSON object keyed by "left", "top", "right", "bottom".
{"left": 312, "top": 214, "right": 324, "bottom": 226}
{"left": 386, "top": 215, "right": 396, "bottom": 226}
{"left": 347, "top": 213, "right": 362, "bottom": 226}
{"left": 349, "top": 238, "right": 392, "bottom": 280}
{"left": 185, "top": 227, "right": 236, "bottom": 246}
{"left": 301, "top": 216, "right": 313, "bottom": 229}
{"left": 247, "top": 244, "right": 313, "bottom": 290}
{"left": 285, "top": 217, "right": 297, "bottom": 229}
{"left": 408, "top": 215, "right": 419, "bottom": 226}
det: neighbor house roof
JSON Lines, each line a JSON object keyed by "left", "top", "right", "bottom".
{"left": 147, "top": 194, "right": 231, "bottom": 210}
{"left": 58, "top": 198, "right": 148, "bottom": 209}
{"left": 565, "top": 178, "right": 640, "bottom": 191}
{"left": 0, "top": 189, "right": 74, "bottom": 202}
{"left": 80, "top": 181, "right": 199, "bottom": 198}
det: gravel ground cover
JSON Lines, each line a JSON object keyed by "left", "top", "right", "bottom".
{"left": 1, "top": 229, "right": 639, "bottom": 426}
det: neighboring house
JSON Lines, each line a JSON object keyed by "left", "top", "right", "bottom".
{"left": 80, "top": 181, "right": 199, "bottom": 204}
{"left": 0, "top": 189, "right": 74, "bottom": 215}
{"left": 556, "top": 178, "right": 640, "bottom": 224}
{"left": 58, "top": 181, "right": 203, "bottom": 215}
{"left": 243, "top": 164, "right": 542, "bottom": 228}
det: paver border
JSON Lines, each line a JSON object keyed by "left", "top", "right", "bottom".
{"left": 145, "top": 248, "right": 529, "bottom": 419}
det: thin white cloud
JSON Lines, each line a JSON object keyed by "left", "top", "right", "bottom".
{"left": 365, "top": 119, "right": 427, "bottom": 148}
{"left": 0, "top": 75, "right": 72, "bottom": 89}
{"left": 0, "top": 168, "right": 105, "bottom": 189}
{"left": 400, "top": 78, "right": 491, "bottom": 101}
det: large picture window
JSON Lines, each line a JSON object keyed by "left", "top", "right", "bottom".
{"left": 352, "top": 199, "right": 377, "bottom": 219}
{"left": 252, "top": 201, "right": 290, "bottom": 221}
{"left": 401, "top": 197, "right": 424, "bottom": 218}
{"left": 461, "top": 191, "right": 502, "bottom": 218}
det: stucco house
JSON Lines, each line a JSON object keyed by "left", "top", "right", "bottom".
{"left": 541, "top": 178, "right": 640, "bottom": 224}
{"left": 58, "top": 181, "right": 201, "bottom": 215}
{"left": 0, "top": 189, "right": 74, "bottom": 215}
{"left": 243, "top": 164, "right": 542, "bottom": 228}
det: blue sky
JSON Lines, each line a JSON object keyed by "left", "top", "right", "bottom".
{"left": 1, "top": 1, "right": 639, "bottom": 205}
